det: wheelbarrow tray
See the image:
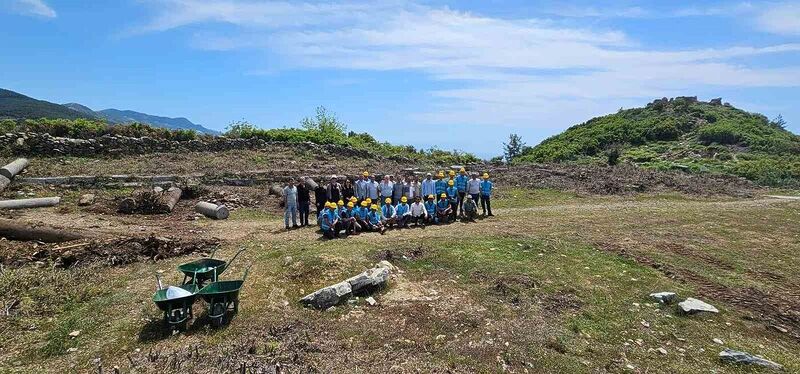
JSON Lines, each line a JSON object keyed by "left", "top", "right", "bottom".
{"left": 198, "top": 280, "right": 245, "bottom": 324}
{"left": 198, "top": 280, "right": 244, "bottom": 302}
{"left": 177, "top": 258, "right": 228, "bottom": 284}
{"left": 152, "top": 283, "right": 199, "bottom": 311}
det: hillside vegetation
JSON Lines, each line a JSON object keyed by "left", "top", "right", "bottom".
{"left": 0, "top": 89, "right": 94, "bottom": 121}
{"left": 519, "top": 97, "right": 800, "bottom": 186}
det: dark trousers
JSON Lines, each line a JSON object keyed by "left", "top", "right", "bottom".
{"left": 397, "top": 215, "right": 410, "bottom": 227}
{"left": 411, "top": 216, "right": 426, "bottom": 226}
{"left": 450, "top": 202, "right": 458, "bottom": 220}
{"left": 315, "top": 202, "right": 326, "bottom": 222}
{"left": 481, "top": 195, "right": 492, "bottom": 215}
{"left": 457, "top": 192, "right": 466, "bottom": 215}
{"left": 298, "top": 203, "right": 310, "bottom": 226}
{"left": 470, "top": 194, "right": 480, "bottom": 207}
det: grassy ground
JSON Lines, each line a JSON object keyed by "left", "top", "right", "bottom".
{"left": 1, "top": 189, "right": 799, "bottom": 373}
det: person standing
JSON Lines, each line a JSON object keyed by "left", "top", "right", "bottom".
{"left": 467, "top": 173, "right": 481, "bottom": 207}
{"left": 446, "top": 179, "right": 459, "bottom": 221}
{"left": 407, "top": 175, "right": 421, "bottom": 201}
{"left": 296, "top": 178, "right": 310, "bottom": 226}
{"left": 435, "top": 171, "right": 447, "bottom": 196}
{"left": 379, "top": 175, "right": 394, "bottom": 206}
{"left": 283, "top": 181, "right": 298, "bottom": 230}
{"left": 356, "top": 172, "right": 369, "bottom": 201}
{"left": 480, "top": 173, "right": 494, "bottom": 217}
{"left": 366, "top": 175, "right": 379, "bottom": 202}
{"left": 314, "top": 186, "right": 328, "bottom": 225}
{"left": 326, "top": 175, "right": 342, "bottom": 203}
{"left": 455, "top": 168, "right": 468, "bottom": 216}
{"left": 392, "top": 176, "right": 405, "bottom": 205}
{"left": 341, "top": 178, "right": 355, "bottom": 202}
{"left": 421, "top": 173, "right": 435, "bottom": 199}
{"left": 409, "top": 196, "right": 427, "bottom": 227}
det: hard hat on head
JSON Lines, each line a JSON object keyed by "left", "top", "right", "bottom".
{"left": 370, "top": 204, "right": 379, "bottom": 210}
{"left": 437, "top": 171, "right": 444, "bottom": 177}
{"left": 350, "top": 197, "right": 357, "bottom": 202}
{"left": 337, "top": 200, "right": 344, "bottom": 206}
{"left": 448, "top": 170, "right": 455, "bottom": 176}
{"left": 361, "top": 201, "right": 368, "bottom": 207}
{"left": 427, "top": 194, "right": 434, "bottom": 199}
{"left": 365, "top": 198, "right": 372, "bottom": 204}
{"left": 385, "top": 197, "right": 392, "bottom": 204}
{"left": 440, "top": 193, "right": 447, "bottom": 198}
{"left": 347, "top": 202, "right": 354, "bottom": 208}
{"left": 363, "top": 171, "right": 369, "bottom": 177}
{"left": 460, "top": 167, "right": 466, "bottom": 173}
{"left": 448, "top": 180, "right": 454, "bottom": 186}
{"left": 401, "top": 196, "right": 407, "bottom": 202}
{"left": 483, "top": 173, "right": 489, "bottom": 179}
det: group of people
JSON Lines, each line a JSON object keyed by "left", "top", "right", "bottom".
{"left": 280, "top": 168, "right": 496, "bottom": 239}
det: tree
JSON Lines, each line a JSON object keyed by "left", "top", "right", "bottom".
{"left": 300, "top": 106, "right": 347, "bottom": 136}
{"left": 503, "top": 133, "right": 526, "bottom": 163}
{"left": 770, "top": 114, "right": 787, "bottom": 130}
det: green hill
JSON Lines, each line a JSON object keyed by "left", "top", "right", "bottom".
{"left": 519, "top": 96, "right": 800, "bottom": 186}
{"left": 0, "top": 89, "right": 96, "bottom": 121}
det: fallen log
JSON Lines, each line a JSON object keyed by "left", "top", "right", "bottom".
{"left": 0, "top": 220, "right": 82, "bottom": 242}
{"left": 195, "top": 201, "right": 230, "bottom": 219}
{"left": 0, "top": 158, "right": 29, "bottom": 180}
{"left": 269, "top": 184, "right": 284, "bottom": 197}
{"left": 161, "top": 187, "right": 182, "bottom": 212}
{"left": 0, "top": 197, "right": 61, "bottom": 210}
{"left": 0, "top": 175, "right": 9, "bottom": 193}
{"left": 303, "top": 177, "right": 319, "bottom": 191}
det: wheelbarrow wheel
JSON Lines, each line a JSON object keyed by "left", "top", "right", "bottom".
{"left": 210, "top": 302, "right": 226, "bottom": 327}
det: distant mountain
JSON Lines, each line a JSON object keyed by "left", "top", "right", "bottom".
{"left": 0, "top": 88, "right": 219, "bottom": 135}
{"left": 0, "top": 89, "right": 95, "bottom": 121}
{"left": 95, "top": 109, "right": 219, "bottom": 135}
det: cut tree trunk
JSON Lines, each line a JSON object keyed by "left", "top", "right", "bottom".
{"left": 0, "top": 175, "right": 9, "bottom": 193}
{"left": 0, "top": 220, "right": 82, "bottom": 242}
{"left": 303, "top": 177, "right": 319, "bottom": 191}
{"left": 160, "top": 187, "right": 182, "bottom": 213}
{"left": 0, "top": 158, "right": 29, "bottom": 180}
{"left": 269, "top": 184, "right": 284, "bottom": 197}
{"left": 117, "top": 197, "right": 137, "bottom": 214}
{"left": 0, "top": 197, "right": 61, "bottom": 210}
{"left": 195, "top": 201, "right": 230, "bottom": 219}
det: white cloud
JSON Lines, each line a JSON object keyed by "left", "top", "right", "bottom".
{"left": 131, "top": 0, "right": 800, "bottom": 136}
{"left": 755, "top": 2, "right": 800, "bottom": 35}
{"left": 7, "top": 0, "right": 57, "bottom": 18}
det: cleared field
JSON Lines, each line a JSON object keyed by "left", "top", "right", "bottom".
{"left": 1, "top": 186, "right": 798, "bottom": 373}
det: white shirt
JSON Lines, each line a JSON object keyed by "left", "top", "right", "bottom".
{"left": 467, "top": 179, "right": 481, "bottom": 194}
{"left": 410, "top": 202, "right": 427, "bottom": 217}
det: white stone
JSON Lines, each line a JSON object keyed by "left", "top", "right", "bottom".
{"left": 678, "top": 298, "right": 719, "bottom": 314}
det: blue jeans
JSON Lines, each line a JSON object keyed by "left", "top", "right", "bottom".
{"left": 284, "top": 204, "right": 297, "bottom": 227}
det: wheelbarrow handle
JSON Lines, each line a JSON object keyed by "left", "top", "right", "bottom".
{"left": 208, "top": 247, "right": 218, "bottom": 259}
{"left": 226, "top": 247, "right": 247, "bottom": 269}
{"left": 155, "top": 273, "right": 163, "bottom": 291}
{"left": 242, "top": 264, "right": 252, "bottom": 282}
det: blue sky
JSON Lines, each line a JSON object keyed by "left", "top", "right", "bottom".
{"left": 1, "top": 0, "right": 799, "bottom": 158}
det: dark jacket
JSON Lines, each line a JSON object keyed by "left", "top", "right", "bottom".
{"left": 297, "top": 184, "right": 310, "bottom": 204}
{"left": 315, "top": 187, "right": 328, "bottom": 207}
{"left": 326, "top": 182, "right": 341, "bottom": 202}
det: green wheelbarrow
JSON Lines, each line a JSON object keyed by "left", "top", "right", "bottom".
{"left": 151, "top": 274, "right": 199, "bottom": 329}
{"left": 198, "top": 266, "right": 250, "bottom": 326}
{"left": 177, "top": 247, "right": 246, "bottom": 286}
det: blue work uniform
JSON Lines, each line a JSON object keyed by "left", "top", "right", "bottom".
{"left": 455, "top": 174, "right": 468, "bottom": 192}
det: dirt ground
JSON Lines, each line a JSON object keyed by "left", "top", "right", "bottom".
{"left": 0, "top": 154, "right": 797, "bottom": 373}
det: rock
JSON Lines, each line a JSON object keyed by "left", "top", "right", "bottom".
{"left": 66, "top": 347, "right": 78, "bottom": 353}
{"left": 283, "top": 256, "right": 293, "bottom": 267}
{"left": 365, "top": 296, "right": 377, "bottom": 306}
{"left": 376, "top": 260, "right": 396, "bottom": 272}
{"left": 649, "top": 292, "right": 677, "bottom": 304}
{"left": 678, "top": 298, "right": 719, "bottom": 315}
{"left": 657, "top": 347, "right": 667, "bottom": 355}
{"left": 68, "top": 330, "right": 81, "bottom": 338}
{"left": 299, "top": 281, "right": 352, "bottom": 309}
{"left": 713, "top": 338, "right": 724, "bottom": 345}
{"left": 719, "top": 349, "right": 783, "bottom": 371}
{"left": 346, "top": 266, "right": 390, "bottom": 295}
{"left": 78, "top": 194, "right": 95, "bottom": 206}
{"left": 710, "top": 98, "right": 723, "bottom": 105}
